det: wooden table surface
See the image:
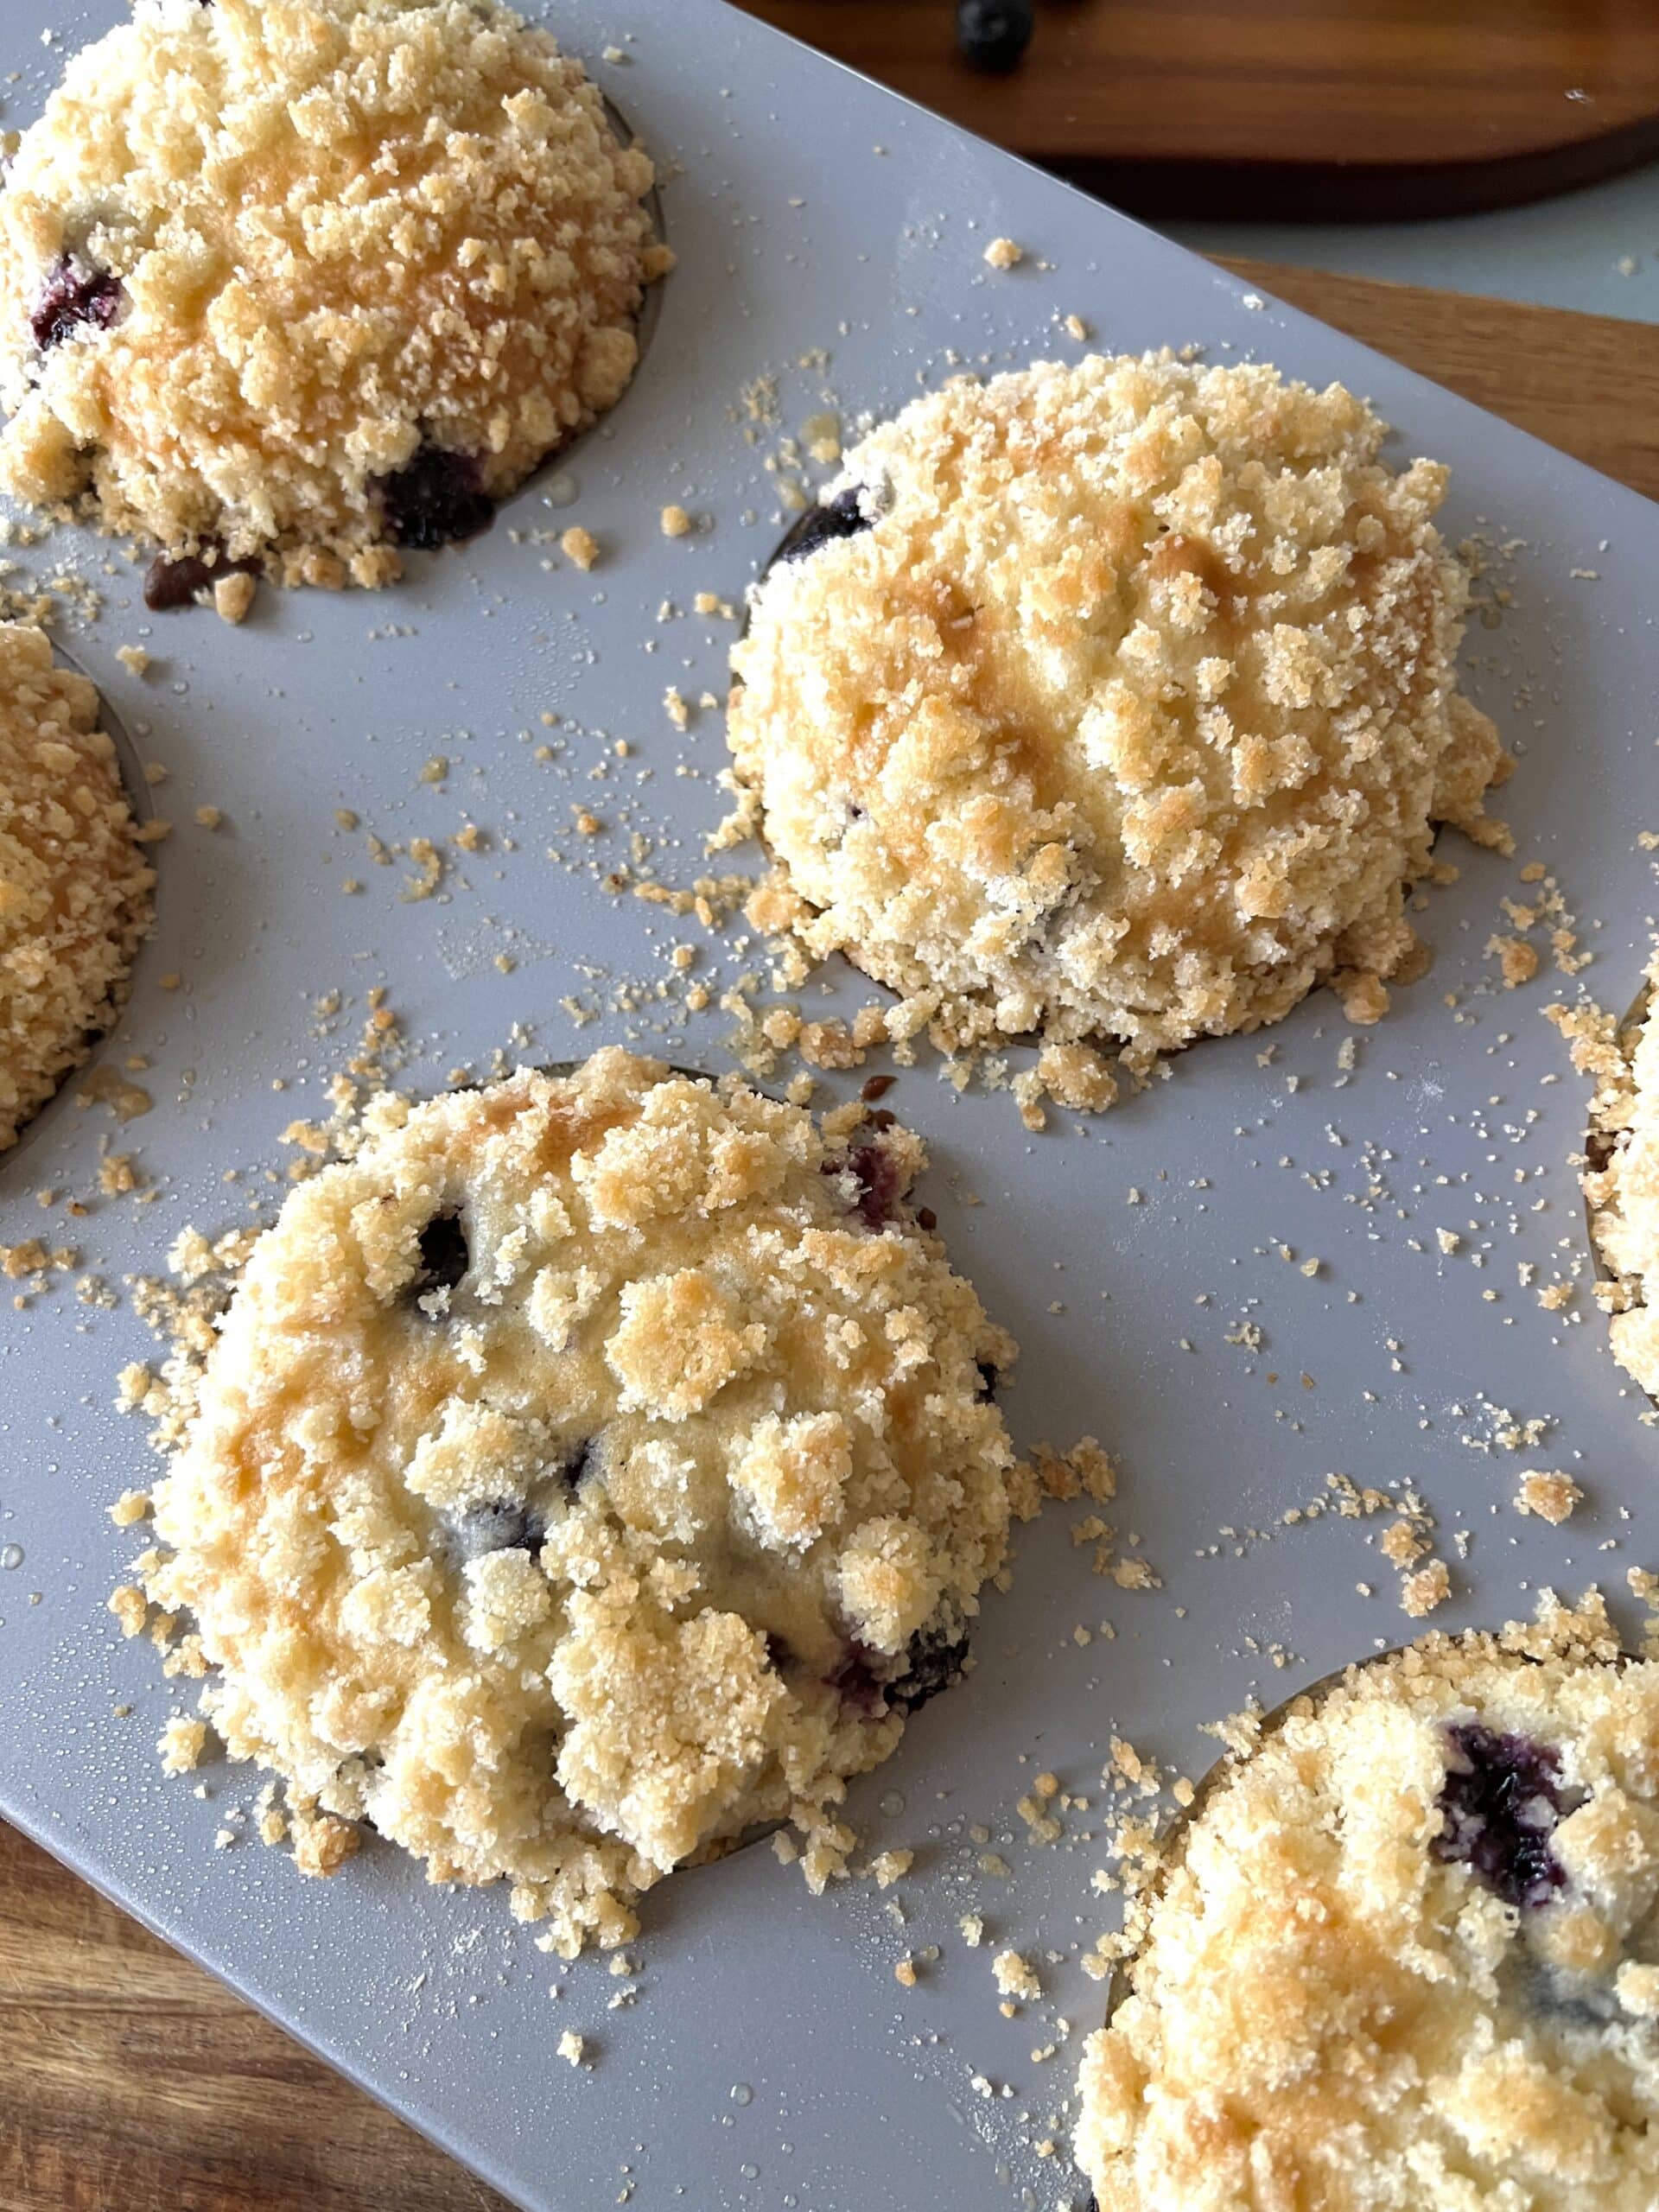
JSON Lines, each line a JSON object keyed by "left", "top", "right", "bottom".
{"left": 4, "top": 263, "right": 1658, "bottom": 2212}
{"left": 734, "top": 1, "right": 1659, "bottom": 217}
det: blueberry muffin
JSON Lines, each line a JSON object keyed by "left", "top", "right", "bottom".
{"left": 0, "top": 0, "right": 668, "bottom": 599}
{"left": 731, "top": 355, "right": 1510, "bottom": 1099}
{"left": 1552, "top": 957, "right": 1659, "bottom": 1400}
{"left": 135, "top": 1052, "right": 1016, "bottom": 1954}
{"left": 1076, "top": 1596, "right": 1659, "bottom": 2211}
{"left": 0, "top": 622, "right": 152, "bottom": 1150}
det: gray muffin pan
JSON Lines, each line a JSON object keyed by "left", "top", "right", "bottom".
{"left": 3, "top": 4, "right": 1658, "bottom": 2208}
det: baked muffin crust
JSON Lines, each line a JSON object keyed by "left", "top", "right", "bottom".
{"left": 1076, "top": 1596, "right": 1659, "bottom": 2212}
{"left": 136, "top": 1052, "right": 1017, "bottom": 1954}
{"left": 731, "top": 354, "right": 1509, "bottom": 1095}
{"left": 0, "top": 621, "right": 152, "bottom": 1150}
{"left": 0, "top": 0, "right": 666, "bottom": 592}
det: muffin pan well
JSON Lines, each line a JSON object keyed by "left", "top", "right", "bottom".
{"left": 3, "top": 4, "right": 1659, "bottom": 2209}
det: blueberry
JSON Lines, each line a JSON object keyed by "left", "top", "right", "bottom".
{"left": 375, "top": 443, "right": 495, "bottom": 551}
{"left": 887, "top": 1624, "right": 969, "bottom": 1714}
{"left": 827, "top": 1624, "right": 969, "bottom": 1716}
{"left": 956, "top": 0, "right": 1034, "bottom": 73}
{"left": 30, "top": 256, "right": 123, "bottom": 352}
{"left": 827, "top": 1639, "right": 887, "bottom": 1716}
{"left": 557, "top": 1436, "right": 599, "bottom": 1491}
{"left": 1433, "top": 1722, "right": 1575, "bottom": 1910}
{"left": 449, "top": 1498, "right": 545, "bottom": 1560}
{"left": 823, "top": 1131, "right": 906, "bottom": 1230}
{"left": 143, "top": 548, "right": 259, "bottom": 613}
{"left": 410, "top": 1209, "right": 469, "bottom": 1306}
{"left": 768, "top": 486, "right": 875, "bottom": 572}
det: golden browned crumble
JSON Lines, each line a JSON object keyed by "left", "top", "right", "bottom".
{"left": 1551, "top": 958, "right": 1659, "bottom": 1399}
{"left": 1077, "top": 1595, "right": 1659, "bottom": 2212}
{"left": 729, "top": 355, "right": 1510, "bottom": 1103}
{"left": 124, "top": 1051, "right": 1017, "bottom": 1956}
{"left": 0, "top": 620, "right": 152, "bottom": 1148}
{"left": 0, "top": 0, "right": 667, "bottom": 589}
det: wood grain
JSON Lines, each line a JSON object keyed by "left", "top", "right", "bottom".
{"left": 735, "top": 0, "right": 1659, "bottom": 217}
{"left": 3, "top": 265, "right": 1655, "bottom": 2212}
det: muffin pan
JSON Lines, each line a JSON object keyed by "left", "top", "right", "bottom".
{"left": 3, "top": 4, "right": 1659, "bottom": 2209}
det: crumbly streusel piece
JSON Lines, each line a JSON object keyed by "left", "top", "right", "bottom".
{"left": 0, "top": 0, "right": 666, "bottom": 595}
{"left": 1077, "top": 1594, "right": 1659, "bottom": 2212}
{"left": 1552, "top": 955, "right": 1659, "bottom": 1398}
{"left": 0, "top": 621, "right": 152, "bottom": 1149}
{"left": 730, "top": 354, "right": 1509, "bottom": 1096}
{"left": 137, "top": 1051, "right": 1016, "bottom": 1955}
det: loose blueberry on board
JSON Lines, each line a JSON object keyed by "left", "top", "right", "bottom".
{"left": 375, "top": 443, "right": 496, "bottom": 551}
{"left": 956, "top": 0, "right": 1035, "bottom": 73}
{"left": 1433, "top": 1722, "right": 1573, "bottom": 1910}
{"left": 30, "top": 256, "right": 122, "bottom": 351}
{"left": 410, "top": 1209, "right": 470, "bottom": 1305}
{"left": 767, "top": 486, "right": 875, "bottom": 571}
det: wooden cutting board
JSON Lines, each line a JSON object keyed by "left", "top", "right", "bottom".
{"left": 3, "top": 264, "right": 1657, "bottom": 2212}
{"left": 735, "top": 1, "right": 1659, "bottom": 217}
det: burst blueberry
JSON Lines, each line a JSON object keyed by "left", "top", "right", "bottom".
{"left": 375, "top": 444, "right": 495, "bottom": 551}
{"left": 30, "top": 256, "right": 123, "bottom": 352}
{"left": 1433, "top": 1722, "right": 1573, "bottom": 1910}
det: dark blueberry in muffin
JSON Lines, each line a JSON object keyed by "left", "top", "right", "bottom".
{"left": 30, "top": 255, "right": 123, "bottom": 352}
{"left": 956, "top": 0, "right": 1034, "bottom": 73}
{"left": 411, "top": 1209, "right": 470, "bottom": 1304}
{"left": 557, "top": 1436, "right": 599, "bottom": 1491}
{"left": 887, "top": 1623, "right": 970, "bottom": 1714}
{"left": 1434, "top": 1722, "right": 1573, "bottom": 1910}
{"left": 829, "top": 1625, "right": 969, "bottom": 1715}
{"left": 835, "top": 1135, "right": 906, "bottom": 1231}
{"left": 450, "top": 1498, "right": 547, "bottom": 1560}
{"left": 143, "top": 548, "right": 260, "bottom": 612}
{"left": 827, "top": 1639, "right": 888, "bottom": 1717}
{"left": 375, "top": 443, "right": 495, "bottom": 551}
{"left": 770, "top": 486, "right": 874, "bottom": 571}
{"left": 976, "top": 1360, "right": 1001, "bottom": 1402}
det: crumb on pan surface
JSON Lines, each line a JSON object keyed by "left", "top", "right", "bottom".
{"left": 730, "top": 353, "right": 1510, "bottom": 1100}
{"left": 0, "top": 620, "right": 153, "bottom": 1150}
{"left": 0, "top": 0, "right": 668, "bottom": 589}
{"left": 125, "top": 1049, "right": 1018, "bottom": 1956}
{"left": 1076, "top": 1593, "right": 1659, "bottom": 2212}
{"left": 1551, "top": 953, "right": 1659, "bottom": 1400}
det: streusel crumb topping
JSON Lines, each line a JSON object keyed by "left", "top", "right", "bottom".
{"left": 1551, "top": 956, "right": 1659, "bottom": 1400}
{"left": 729, "top": 353, "right": 1509, "bottom": 1097}
{"left": 0, "top": 620, "right": 152, "bottom": 1149}
{"left": 0, "top": 0, "right": 665, "bottom": 588}
{"left": 1077, "top": 1594, "right": 1659, "bottom": 2211}
{"left": 129, "top": 1051, "right": 1017, "bottom": 1955}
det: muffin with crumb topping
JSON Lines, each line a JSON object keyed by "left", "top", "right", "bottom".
{"left": 731, "top": 353, "right": 1510, "bottom": 1108}
{"left": 1076, "top": 1595, "right": 1659, "bottom": 2212}
{"left": 0, "top": 0, "right": 669, "bottom": 603}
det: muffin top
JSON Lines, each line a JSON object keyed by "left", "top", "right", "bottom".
{"left": 130, "top": 1051, "right": 1017, "bottom": 1955}
{"left": 0, "top": 0, "right": 666, "bottom": 591}
{"left": 732, "top": 353, "right": 1508, "bottom": 1101}
{"left": 0, "top": 620, "right": 152, "bottom": 1150}
{"left": 1076, "top": 1594, "right": 1659, "bottom": 2212}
